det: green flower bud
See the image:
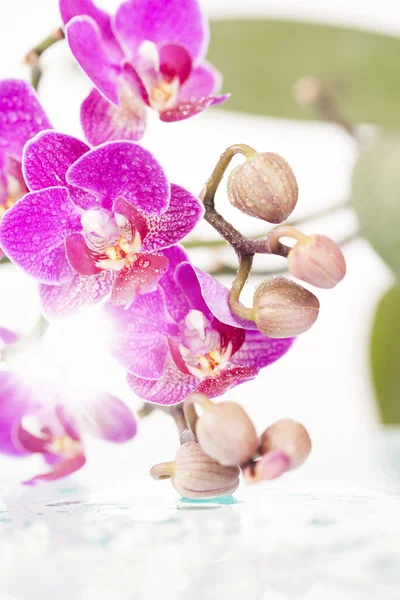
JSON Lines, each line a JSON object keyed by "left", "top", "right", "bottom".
{"left": 253, "top": 277, "right": 319, "bottom": 338}
{"left": 227, "top": 152, "right": 298, "bottom": 223}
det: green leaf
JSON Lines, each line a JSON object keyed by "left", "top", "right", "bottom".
{"left": 351, "top": 134, "right": 400, "bottom": 278}
{"left": 371, "top": 285, "right": 400, "bottom": 423}
{"left": 209, "top": 20, "right": 400, "bottom": 127}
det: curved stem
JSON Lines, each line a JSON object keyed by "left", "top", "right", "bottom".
{"left": 200, "top": 144, "right": 290, "bottom": 257}
{"left": 168, "top": 404, "right": 195, "bottom": 445}
{"left": 202, "top": 144, "right": 257, "bottom": 208}
{"left": 25, "top": 28, "right": 65, "bottom": 90}
{"left": 183, "top": 199, "right": 351, "bottom": 250}
{"left": 228, "top": 254, "right": 255, "bottom": 321}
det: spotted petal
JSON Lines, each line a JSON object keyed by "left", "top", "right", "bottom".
{"left": 81, "top": 87, "right": 146, "bottom": 146}
{"left": 0, "top": 79, "right": 51, "bottom": 159}
{"left": 114, "top": 0, "right": 208, "bottom": 62}
{"left": 231, "top": 330, "right": 294, "bottom": 370}
{"left": 60, "top": 0, "right": 123, "bottom": 61}
{"left": 39, "top": 270, "right": 115, "bottom": 320}
{"left": 160, "top": 94, "right": 229, "bottom": 122}
{"left": 141, "top": 184, "right": 203, "bottom": 252}
{"left": 82, "top": 393, "right": 137, "bottom": 442}
{"left": 23, "top": 131, "right": 95, "bottom": 209}
{"left": 111, "top": 253, "right": 169, "bottom": 306}
{"left": 0, "top": 187, "right": 81, "bottom": 284}
{"left": 127, "top": 359, "right": 197, "bottom": 405}
{"left": 105, "top": 287, "right": 172, "bottom": 379}
{"left": 66, "top": 16, "right": 122, "bottom": 104}
{"left": 197, "top": 366, "right": 259, "bottom": 398}
{"left": 66, "top": 141, "right": 170, "bottom": 214}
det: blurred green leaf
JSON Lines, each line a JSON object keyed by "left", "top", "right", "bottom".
{"left": 371, "top": 285, "right": 400, "bottom": 423}
{"left": 209, "top": 20, "right": 400, "bottom": 127}
{"left": 351, "top": 135, "right": 400, "bottom": 278}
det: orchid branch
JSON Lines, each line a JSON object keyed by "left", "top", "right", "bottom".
{"left": 25, "top": 28, "right": 64, "bottom": 90}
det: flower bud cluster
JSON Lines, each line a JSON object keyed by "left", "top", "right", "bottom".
{"left": 226, "top": 149, "right": 346, "bottom": 339}
{"left": 150, "top": 394, "right": 311, "bottom": 499}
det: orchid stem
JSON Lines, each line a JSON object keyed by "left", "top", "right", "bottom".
{"left": 183, "top": 199, "right": 351, "bottom": 250}
{"left": 25, "top": 27, "right": 65, "bottom": 90}
{"left": 169, "top": 404, "right": 195, "bottom": 445}
{"left": 200, "top": 144, "right": 290, "bottom": 257}
{"left": 228, "top": 254, "right": 255, "bottom": 321}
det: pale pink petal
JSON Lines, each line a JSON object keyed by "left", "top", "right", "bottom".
{"left": 127, "top": 358, "right": 197, "bottom": 405}
{"left": 82, "top": 393, "right": 137, "bottom": 442}
{"left": 105, "top": 287, "right": 172, "bottom": 379}
{"left": 39, "top": 270, "right": 115, "bottom": 319}
{"left": 81, "top": 87, "right": 146, "bottom": 146}
{"left": 111, "top": 252, "right": 169, "bottom": 306}
{"left": 24, "top": 453, "right": 86, "bottom": 485}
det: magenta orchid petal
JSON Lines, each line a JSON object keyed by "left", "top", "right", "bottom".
{"left": 105, "top": 288, "right": 172, "bottom": 379}
{"left": 141, "top": 184, "right": 203, "bottom": 252}
{"left": 23, "top": 131, "right": 96, "bottom": 210}
{"left": 81, "top": 87, "right": 146, "bottom": 146}
{"left": 66, "top": 141, "right": 170, "bottom": 214}
{"left": 178, "top": 63, "right": 222, "bottom": 102}
{"left": 39, "top": 270, "right": 115, "bottom": 320}
{"left": 82, "top": 393, "right": 137, "bottom": 442}
{"left": 167, "top": 335, "right": 191, "bottom": 375}
{"left": 65, "top": 232, "right": 101, "bottom": 276}
{"left": 158, "top": 245, "right": 191, "bottom": 323}
{"left": 122, "top": 62, "right": 151, "bottom": 105}
{"left": 231, "top": 330, "right": 294, "bottom": 370}
{"left": 111, "top": 253, "right": 169, "bottom": 306}
{"left": 159, "top": 44, "right": 192, "bottom": 84}
{"left": 113, "top": 196, "right": 149, "bottom": 241}
{"left": 24, "top": 453, "right": 86, "bottom": 485}
{"left": 0, "top": 372, "right": 32, "bottom": 456}
{"left": 160, "top": 94, "right": 229, "bottom": 122}
{"left": 66, "top": 16, "right": 122, "bottom": 104}
{"left": 0, "top": 187, "right": 80, "bottom": 284}
{"left": 0, "top": 79, "right": 52, "bottom": 159}
{"left": 197, "top": 365, "right": 259, "bottom": 398}
{"left": 176, "top": 262, "right": 259, "bottom": 329}
{"left": 60, "top": 0, "right": 123, "bottom": 61}
{"left": 127, "top": 359, "right": 197, "bottom": 406}
{"left": 114, "top": 0, "right": 208, "bottom": 62}
{"left": 214, "top": 321, "right": 245, "bottom": 357}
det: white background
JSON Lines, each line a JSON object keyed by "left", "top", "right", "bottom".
{"left": 0, "top": 0, "right": 397, "bottom": 485}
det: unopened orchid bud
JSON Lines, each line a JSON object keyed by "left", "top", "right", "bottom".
{"left": 253, "top": 277, "right": 319, "bottom": 338}
{"left": 243, "top": 451, "right": 290, "bottom": 484}
{"left": 260, "top": 419, "right": 312, "bottom": 470}
{"left": 287, "top": 234, "right": 346, "bottom": 289}
{"left": 151, "top": 443, "right": 240, "bottom": 499}
{"left": 227, "top": 152, "right": 298, "bottom": 223}
{"left": 184, "top": 394, "right": 258, "bottom": 466}
{"left": 173, "top": 442, "right": 240, "bottom": 499}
